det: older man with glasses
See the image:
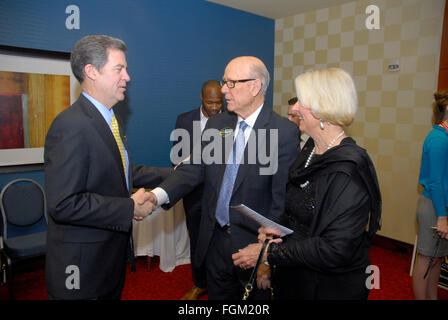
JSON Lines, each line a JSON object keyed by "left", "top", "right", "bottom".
{"left": 150, "top": 56, "right": 298, "bottom": 299}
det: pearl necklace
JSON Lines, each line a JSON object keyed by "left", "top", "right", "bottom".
{"left": 300, "top": 130, "right": 345, "bottom": 188}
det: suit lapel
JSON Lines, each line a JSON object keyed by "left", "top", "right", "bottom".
{"left": 195, "top": 108, "right": 201, "bottom": 121}
{"left": 187, "top": 107, "right": 201, "bottom": 133}
{"left": 78, "top": 95, "right": 128, "bottom": 190}
{"left": 188, "top": 108, "right": 202, "bottom": 152}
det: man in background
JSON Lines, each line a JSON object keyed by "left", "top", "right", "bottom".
{"left": 172, "top": 80, "right": 223, "bottom": 300}
{"left": 286, "top": 96, "right": 300, "bottom": 127}
{"left": 287, "top": 96, "right": 309, "bottom": 149}
{"left": 44, "top": 35, "right": 170, "bottom": 300}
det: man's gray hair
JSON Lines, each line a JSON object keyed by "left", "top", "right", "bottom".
{"left": 250, "top": 62, "right": 270, "bottom": 95}
{"left": 70, "top": 35, "right": 127, "bottom": 83}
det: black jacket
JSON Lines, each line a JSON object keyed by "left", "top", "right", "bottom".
{"left": 268, "top": 137, "right": 381, "bottom": 299}
{"left": 172, "top": 107, "right": 204, "bottom": 213}
{"left": 44, "top": 94, "right": 172, "bottom": 299}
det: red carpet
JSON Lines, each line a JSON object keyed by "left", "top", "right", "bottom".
{"left": 1, "top": 245, "right": 447, "bottom": 300}
{"left": 368, "top": 245, "right": 447, "bottom": 300}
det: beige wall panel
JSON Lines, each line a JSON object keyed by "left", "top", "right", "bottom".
{"left": 274, "top": 0, "right": 446, "bottom": 244}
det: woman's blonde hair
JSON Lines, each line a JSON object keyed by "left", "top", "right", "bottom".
{"left": 294, "top": 68, "right": 358, "bottom": 127}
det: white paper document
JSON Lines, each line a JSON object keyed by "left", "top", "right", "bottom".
{"left": 230, "top": 204, "right": 293, "bottom": 237}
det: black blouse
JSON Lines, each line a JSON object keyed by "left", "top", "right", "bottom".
{"left": 266, "top": 137, "right": 382, "bottom": 299}
{"left": 283, "top": 153, "right": 321, "bottom": 240}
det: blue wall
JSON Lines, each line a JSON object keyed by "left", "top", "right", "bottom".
{"left": 0, "top": 0, "right": 274, "bottom": 188}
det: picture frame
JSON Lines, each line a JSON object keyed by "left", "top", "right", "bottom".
{"left": 0, "top": 45, "right": 80, "bottom": 173}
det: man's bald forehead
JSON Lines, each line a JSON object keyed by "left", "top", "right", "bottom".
{"left": 225, "top": 56, "right": 267, "bottom": 77}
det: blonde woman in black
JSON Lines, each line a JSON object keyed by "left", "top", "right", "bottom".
{"left": 233, "top": 68, "right": 381, "bottom": 300}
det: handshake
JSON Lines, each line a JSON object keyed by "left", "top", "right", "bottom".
{"left": 131, "top": 188, "right": 158, "bottom": 221}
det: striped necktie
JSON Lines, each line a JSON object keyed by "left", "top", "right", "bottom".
{"left": 215, "top": 120, "right": 248, "bottom": 227}
{"left": 111, "top": 114, "right": 127, "bottom": 177}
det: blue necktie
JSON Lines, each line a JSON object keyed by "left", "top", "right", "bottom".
{"left": 215, "top": 121, "right": 248, "bottom": 227}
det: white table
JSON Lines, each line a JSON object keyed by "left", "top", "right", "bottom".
{"left": 132, "top": 200, "right": 190, "bottom": 272}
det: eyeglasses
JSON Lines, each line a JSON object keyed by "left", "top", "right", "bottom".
{"left": 220, "top": 79, "right": 255, "bottom": 88}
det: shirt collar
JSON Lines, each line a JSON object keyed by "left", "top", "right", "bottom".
{"left": 434, "top": 124, "right": 448, "bottom": 136}
{"left": 237, "top": 103, "right": 264, "bottom": 128}
{"left": 82, "top": 91, "right": 114, "bottom": 127}
{"left": 200, "top": 105, "right": 208, "bottom": 122}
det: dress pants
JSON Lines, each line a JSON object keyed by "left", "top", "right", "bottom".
{"left": 183, "top": 184, "right": 207, "bottom": 288}
{"left": 47, "top": 254, "right": 127, "bottom": 300}
{"left": 205, "top": 225, "right": 271, "bottom": 300}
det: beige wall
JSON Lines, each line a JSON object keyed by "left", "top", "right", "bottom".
{"left": 273, "top": 0, "right": 445, "bottom": 244}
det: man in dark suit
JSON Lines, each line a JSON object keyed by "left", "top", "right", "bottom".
{"left": 287, "top": 97, "right": 300, "bottom": 127}
{"left": 173, "top": 80, "right": 223, "bottom": 300}
{"left": 44, "top": 35, "right": 170, "bottom": 300}
{"left": 151, "top": 56, "right": 299, "bottom": 299}
{"left": 287, "top": 96, "right": 309, "bottom": 150}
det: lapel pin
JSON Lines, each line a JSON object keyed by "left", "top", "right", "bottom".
{"left": 220, "top": 127, "right": 233, "bottom": 137}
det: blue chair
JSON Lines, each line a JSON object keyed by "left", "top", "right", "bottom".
{"left": 0, "top": 178, "right": 47, "bottom": 299}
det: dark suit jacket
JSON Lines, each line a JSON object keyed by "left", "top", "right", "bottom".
{"left": 173, "top": 107, "right": 201, "bottom": 158}
{"left": 159, "top": 104, "right": 299, "bottom": 266}
{"left": 172, "top": 108, "right": 204, "bottom": 215}
{"left": 44, "top": 94, "right": 171, "bottom": 299}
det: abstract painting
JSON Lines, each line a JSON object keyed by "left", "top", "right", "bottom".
{"left": 0, "top": 70, "right": 70, "bottom": 162}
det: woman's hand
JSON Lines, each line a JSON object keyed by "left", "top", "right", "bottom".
{"left": 436, "top": 216, "right": 448, "bottom": 239}
{"left": 258, "top": 227, "right": 281, "bottom": 242}
{"left": 232, "top": 237, "right": 283, "bottom": 269}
